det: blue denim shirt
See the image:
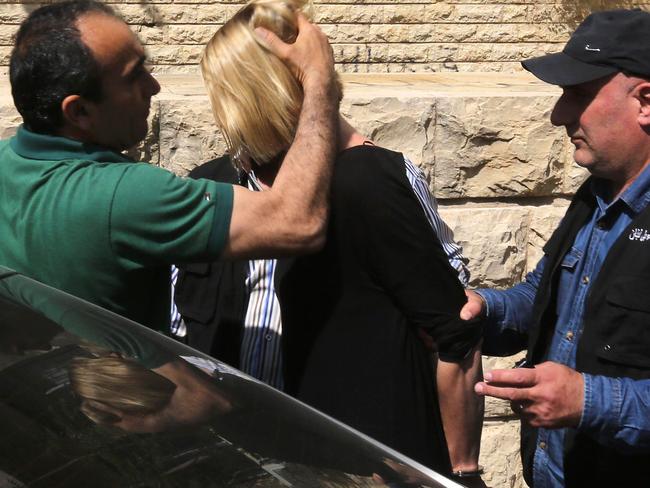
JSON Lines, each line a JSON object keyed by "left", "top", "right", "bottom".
{"left": 479, "top": 165, "right": 650, "bottom": 488}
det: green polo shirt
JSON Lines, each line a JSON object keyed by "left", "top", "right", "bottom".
{"left": 0, "top": 126, "right": 233, "bottom": 331}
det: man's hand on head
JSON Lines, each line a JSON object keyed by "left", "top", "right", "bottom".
{"left": 254, "top": 13, "right": 335, "bottom": 89}
{"left": 474, "top": 361, "right": 584, "bottom": 429}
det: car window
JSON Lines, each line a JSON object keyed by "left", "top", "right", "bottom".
{"left": 0, "top": 268, "right": 460, "bottom": 488}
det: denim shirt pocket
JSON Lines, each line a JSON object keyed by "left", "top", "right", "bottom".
{"left": 555, "top": 246, "right": 583, "bottom": 316}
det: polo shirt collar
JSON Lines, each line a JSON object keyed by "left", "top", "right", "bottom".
{"left": 10, "top": 125, "right": 132, "bottom": 163}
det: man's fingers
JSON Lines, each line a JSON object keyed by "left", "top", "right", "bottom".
{"left": 254, "top": 13, "right": 333, "bottom": 87}
{"left": 484, "top": 367, "right": 537, "bottom": 387}
{"left": 475, "top": 368, "right": 537, "bottom": 400}
{"left": 474, "top": 382, "right": 530, "bottom": 402}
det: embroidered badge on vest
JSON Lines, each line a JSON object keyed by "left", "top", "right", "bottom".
{"left": 628, "top": 227, "right": 650, "bottom": 241}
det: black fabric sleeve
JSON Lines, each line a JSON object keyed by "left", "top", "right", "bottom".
{"left": 337, "top": 147, "right": 482, "bottom": 361}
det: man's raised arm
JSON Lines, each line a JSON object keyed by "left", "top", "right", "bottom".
{"left": 222, "top": 14, "right": 339, "bottom": 259}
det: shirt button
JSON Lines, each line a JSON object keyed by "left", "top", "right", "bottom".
{"left": 566, "top": 331, "right": 574, "bottom": 341}
{"left": 265, "top": 334, "right": 272, "bottom": 341}
{"left": 539, "top": 442, "right": 547, "bottom": 450}
{"left": 582, "top": 276, "right": 590, "bottom": 285}
{"left": 603, "top": 344, "right": 612, "bottom": 352}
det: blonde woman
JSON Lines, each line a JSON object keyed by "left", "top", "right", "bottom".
{"left": 192, "top": 0, "right": 484, "bottom": 480}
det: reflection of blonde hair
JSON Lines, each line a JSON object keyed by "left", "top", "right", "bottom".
{"left": 69, "top": 355, "right": 176, "bottom": 425}
{"left": 201, "top": 0, "right": 340, "bottom": 166}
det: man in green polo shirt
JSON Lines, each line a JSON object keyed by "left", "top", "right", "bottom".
{"left": 0, "top": 1, "right": 339, "bottom": 331}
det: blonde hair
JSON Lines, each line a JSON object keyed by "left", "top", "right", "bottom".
{"left": 201, "top": 0, "right": 338, "bottom": 166}
{"left": 69, "top": 355, "right": 176, "bottom": 425}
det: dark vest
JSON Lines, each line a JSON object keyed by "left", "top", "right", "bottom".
{"left": 174, "top": 156, "right": 291, "bottom": 366}
{"left": 522, "top": 178, "right": 650, "bottom": 487}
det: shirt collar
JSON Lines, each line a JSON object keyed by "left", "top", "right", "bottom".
{"left": 246, "top": 169, "right": 263, "bottom": 192}
{"left": 591, "top": 163, "right": 650, "bottom": 216}
{"left": 10, "top": 125, "right": 132, "bottom": 163}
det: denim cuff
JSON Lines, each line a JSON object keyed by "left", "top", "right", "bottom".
{"left": 578, "top": 373, "right": 621, "bottom": 435}
{"left": 475, "top": 288, "right": 504, "bottom": 326}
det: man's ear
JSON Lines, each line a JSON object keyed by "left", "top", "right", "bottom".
{"left": 61, "top": 94, "right": 94, "bottom": 132}
{"left": 636, "top": 82, "right": 650, "bottom": 128}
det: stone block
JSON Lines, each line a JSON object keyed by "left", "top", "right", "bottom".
{"left": 157, "top": 99, "right": 228, "bottom": 176}
{"left": 147, "top": 44, "right": 202, "bottom": 65}
{"left": 151, "top": 64, "right": 201, "bottom": 75}
{"left": 335, "top": 61, "right": 524, "bottom": 73}
{"left": 340, "top": 97, "right": 434, "bottom": 166}
{"left": 0, "top": 24, "right": 18, "bottom": 45}
{"left": 427, "top": 4, "right": 530, "bottom": 23}
{"left": 163, "top": 24, "right": 219, "bottom": 44}
{"left": 330, "top": 43, "right": 560, "bottom": 65}
{"left": 437, "top": 206, "right": 530, "bottom": 288}
{"left": 432, "top": 96, "right": 566, "bottom": 198}
{"left": 115, "top": 3, "right": 237, "bottom": 24}
{"left": 132, "top": 24, "right": 164, "bottom": 44}
{"left": 194, "top": 4, "right": 244, "bottom": 23}
{"left": 321, "top": 24, "right": 370, "bottom": 43}
{"left": 480, "top": 420, "right": 526, "bottom": 488}
{"left": 113, "top": 4, "right": 173, "bottom": 25}
{"left": 0, "top": 5, "right": 29, "bottom": 24}
{"left": 316, "top": 4, "right": 426, "bottom": 23}
{"left": 0, "top": 46, "right": 10, "bottom": 66}
{"left": 357, "top": 23, "right": 569, "bottom": 44}
{"left": 319, "top": 0, "right": 433, "bottom": 3}
{"left": 0, "top": 103, "right": 21, "bottom": 139}
{"left": 526, "top": 202, "right": 570, "bottom": 273}
{"left": 453, "top": 42, "right": 559, "bottom": 63}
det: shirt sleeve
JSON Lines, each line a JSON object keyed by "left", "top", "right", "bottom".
{"left": 580, "top": 374, "right": 650, "bottom": 452}
{"left": 109, "top": 164, "right": 233, "bottom": 266}
{"left": 341, "top": 149, "right": 482, "bottom": 362}
{"left": 402, "top": 156, "right": 470, "bottom": 287}
{"left": 476, "top": 256, "right": 545, "bottom": 356}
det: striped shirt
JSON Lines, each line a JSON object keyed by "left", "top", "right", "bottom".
{"left": 171, "top": 154, "right": 469, "bottom": 390}
{"left": 238, "top": 172, "right": 284, "bottom": 389}
{"left": 170, "top": 265, "right": 185, "bottom": 337}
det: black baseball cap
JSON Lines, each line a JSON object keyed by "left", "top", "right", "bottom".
{"left": 522, "top": 9, "right": 650, "bottom": 86}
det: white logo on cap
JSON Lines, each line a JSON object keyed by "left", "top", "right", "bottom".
{"left": 585, "top": 44, "right": 601, "bottom": 52}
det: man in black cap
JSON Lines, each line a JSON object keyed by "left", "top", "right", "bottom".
{"left": 460, "top": 9, "right": 650, "bottom": 488}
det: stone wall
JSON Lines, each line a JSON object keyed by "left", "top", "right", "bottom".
{"left": 0, "top": 0, "right": 647, "bottom": 74}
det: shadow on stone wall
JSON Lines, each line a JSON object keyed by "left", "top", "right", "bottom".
{"left": 558, "top": 0, "right": 643, "bottom": 26}
{"left": 21, "top": 0, "right": 163, "bottom": 27}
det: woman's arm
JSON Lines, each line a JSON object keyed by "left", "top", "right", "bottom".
{"left": 437, "top": 343, "right": 484, "bottom": 476}
{"left": 340, "top": 147, "right": 484, "bottom": 474}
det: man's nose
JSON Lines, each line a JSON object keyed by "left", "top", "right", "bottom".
{"left": 144, "top": 71, "right": 161, "bottom": 97}
{"left": 550, "top": 93, "right": 572, "bottom": 127}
